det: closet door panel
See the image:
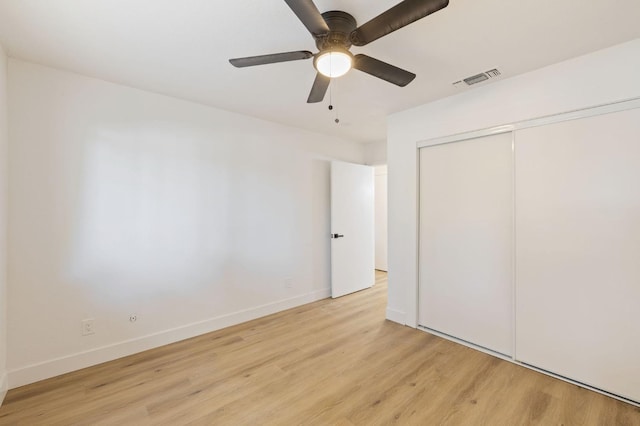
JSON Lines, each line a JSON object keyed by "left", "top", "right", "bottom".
{"left": 515, "top": 107, "right": 640, "bottom": 402}
{"left": 419, "top": 133, "right": 513, "bottom": 356}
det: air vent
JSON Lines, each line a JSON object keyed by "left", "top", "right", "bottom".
{"left": 463, "top": 73, "right": 489, "bottom": 85}
{"left": 453, "top": 68, "right": 502, "bottom": 87}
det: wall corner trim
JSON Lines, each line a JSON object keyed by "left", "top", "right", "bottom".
{"left": 7, "top": 288, "right": 331, "bottom": 389}
{"left": 385, "top": 307, "right": 406, "bottom": 325}
{"left": 0, "top": 372, "right": 7, "bottom": 406}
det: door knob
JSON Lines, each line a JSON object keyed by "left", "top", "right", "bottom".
{"left": 331, "top": 233, "right": 344, "bottom": 239}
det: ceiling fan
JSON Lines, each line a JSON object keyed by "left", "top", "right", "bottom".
{"left": 229, "top": 0, "right": 449, "bottom": 103}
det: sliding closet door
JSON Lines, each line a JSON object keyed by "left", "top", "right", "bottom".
{"left": 516, "top": 108, "right": 640, "bottom": 402}
{"left": 419, "top": 133, "right": 513, "bottom": 356}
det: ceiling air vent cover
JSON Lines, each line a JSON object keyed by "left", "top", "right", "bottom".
{"left": 453, "top": 68, "right": 502, "bottom": 88}
{"left": 463, "top": 73, "right": 489, "bottom": 85}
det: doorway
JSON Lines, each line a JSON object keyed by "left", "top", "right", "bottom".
{"left": 374, "top": 165, "right": 388, "bottom": 272}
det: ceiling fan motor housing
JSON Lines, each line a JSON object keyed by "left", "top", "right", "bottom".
{"left": 315, "top": 11, "right": 357, "bottom": 51}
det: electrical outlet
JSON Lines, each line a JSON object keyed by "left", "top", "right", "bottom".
{"left": 129, "top": 315, "right": 137, "bottom": 323}
{"left": 81, "top": 318, "right": 95, "bottom": 336}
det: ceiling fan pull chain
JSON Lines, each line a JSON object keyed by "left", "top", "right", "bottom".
{"left": 327, "top": 56, "right": 337, "bottom": 122}
{"left": 329, "top": 83, "right": 340, "bottom": 124}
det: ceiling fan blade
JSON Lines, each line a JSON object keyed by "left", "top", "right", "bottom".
{"left": 350, "top": 0, "right": 449, "bottom": 46}
{"left": 284, "top": 0, "right": 330, "bottom": 36}
{"left": 307, "top": 73, "right": 330, "bottom": 103}
{"left": 353, "top": 54, "right": 416, "bottom": 87}
{"left": 229, "top": 51, "right": 313, "bottom": 68}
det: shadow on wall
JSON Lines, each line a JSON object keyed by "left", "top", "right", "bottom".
{"left": 61, "top": 124, "right": 330, "bottom": 331}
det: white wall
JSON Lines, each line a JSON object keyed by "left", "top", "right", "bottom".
{"left": 0, "top": 43, "right": 8, "bottom": 403}
{"left": 7, "top": 59, "right": 365, "bottom": 387}
{"left": 374, "top": 165, "right": 387, "bottom": 271}
{"left": 364, "top": 140, "right": 387, "bottom": 166}
{"left": 386, "top": 38, "right": 640, "bottom": 326}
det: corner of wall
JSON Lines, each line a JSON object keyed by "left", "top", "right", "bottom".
{"left": 0, "top": 373, "right": 7, "bottom": 403}
{"left": 363, "top": 140, "right": 387, "bottom": 166}
{"left": 385, "top": 307, "right": 406, "bottom": 325}
{"left": 0, "top": 41, "right": 9, "bottom": 405}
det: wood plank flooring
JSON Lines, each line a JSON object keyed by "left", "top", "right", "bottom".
{"left": 1, "top": 271, "right": 639, "bottom": 425}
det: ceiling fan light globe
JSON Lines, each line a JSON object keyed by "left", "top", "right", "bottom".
{"left": 315, "top": 51, "right": 353, "bottom": 78}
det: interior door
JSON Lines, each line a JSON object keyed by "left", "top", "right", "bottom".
{"left": 419, "top": 133, "right": 514, "bottom": 356}
{"left": 515, "top": 107, "right": 640, "bottom": 402}
{"left": 331, "top": 161, "right": 374, "bottom": 298}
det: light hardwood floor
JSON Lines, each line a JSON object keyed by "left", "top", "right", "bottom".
{"left": 1, "top": 271, "right": 639, "bottom": 425}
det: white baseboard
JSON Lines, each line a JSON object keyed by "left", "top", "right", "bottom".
{"left": 385, "top": 307, "right": 406, "bottom": 325}
{"left": 8, "top": 288, "right": 331, "bottom": 389}
{"left": 0, "top": 371, "right": 7, "bottom": 405}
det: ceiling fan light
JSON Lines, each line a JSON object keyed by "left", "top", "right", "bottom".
{"left": 314, "top": 50, "right": 353, "bottom": 78}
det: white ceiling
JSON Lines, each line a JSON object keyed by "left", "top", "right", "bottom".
{"left": 0, "top": 0, "right": 639, "bottom": 143}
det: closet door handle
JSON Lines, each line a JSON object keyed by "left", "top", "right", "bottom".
{"left": 331, "top": 233, "right": 344, "bottom": 239}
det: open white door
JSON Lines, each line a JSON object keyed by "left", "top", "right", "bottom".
{"left": 331, "top": 161, "right": 374, "bottom": 298}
